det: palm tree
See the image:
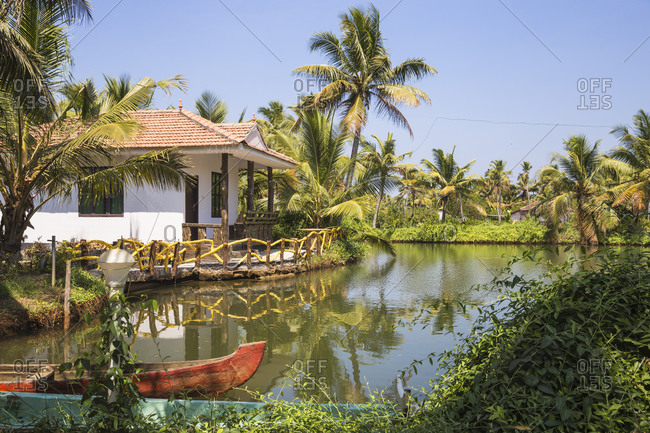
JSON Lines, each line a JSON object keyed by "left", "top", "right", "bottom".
{"left": 485, "top": 160, "right": 512, "bottom": 222}
{"left": 194, "top": 90, "right": 228, "bottom": 123}
{"left": 607, "top": 109, "right": 650, "bottom": 219}
{"left": 0, "top": 0, "right": 90, "bottom": 106}
{"left": 284, "top": 109, "right": 369, "bottom": 227}
{"left": 360, "top": 133, "right": 411, "bottom": 228}
{"left": 421, "top": 147, "right": 481, "bottom": 222}
{"left": 293, "top": 4, "right": 436, "bottom": 188}
{"left": 0, "top": 75, "right": 191, "bottom": 256}
{"left": 517, "top": 161, "right": 533, "bottom": 211}
{"left": 396, "top": 165, "right": 427, "bottom": 219}
{"left": 538, "top": 135, "right": 619, "bottom": 244}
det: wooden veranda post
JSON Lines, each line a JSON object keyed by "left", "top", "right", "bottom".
{"left": 293, "top": 238, "right": 299, "bottom": 264}
{"left": 280, "top": 239, "right": 285, "bottom": 265}
{"left": 221, "top": 153, "right": 229, "bottom": 219}
{"left": 247, "top": 161, "right": 255, "bottom": 212}
{"left": 267, "top": 167, "right": 274, "bottom": 211}
{"left": 266, "top": 243, "right": 271, "bottom": 269}
{"left": 172, "top": 243, "right": 180, "bottom": 276}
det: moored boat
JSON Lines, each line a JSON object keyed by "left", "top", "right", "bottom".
{"left": 0, "top": 341, "right": 265, "bottom": 398}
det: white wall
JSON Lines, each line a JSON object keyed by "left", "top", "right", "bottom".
{"left": 24, "top": 152, "right": 243, "bottom": 243}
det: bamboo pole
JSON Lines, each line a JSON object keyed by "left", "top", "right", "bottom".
{"left": 316, "top": 233, "right": 322, "bottom": 256}
{"left": 266, "top": 242, "right": 271, "bottom": 268}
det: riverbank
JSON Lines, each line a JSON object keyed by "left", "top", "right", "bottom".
{"left": 0, "top": 268, "right": 108, "bottom": 338}
{"left": 385, "top": 218, "right": 650, "bottom": 245}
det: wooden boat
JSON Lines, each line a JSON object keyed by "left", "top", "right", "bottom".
{"left": 0, "top": 341, "right": 265, "bottom": 399}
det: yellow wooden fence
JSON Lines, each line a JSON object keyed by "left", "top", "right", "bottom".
{"left": 71, "top": 227, "right": 342, "bottom": 276}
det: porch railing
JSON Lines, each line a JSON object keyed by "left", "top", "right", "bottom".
{"left": 70, "top": 227, "right": 341, "bottom": 277}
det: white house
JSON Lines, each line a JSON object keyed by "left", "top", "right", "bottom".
{"left": 24, "top": 106, "right": 297, "bottom": 244}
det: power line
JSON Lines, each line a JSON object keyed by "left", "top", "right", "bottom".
{"left": 430, "top": 116, "right": 612, "bottom": 129}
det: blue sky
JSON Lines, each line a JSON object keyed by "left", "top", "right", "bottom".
{"left": 67, "top": 0, "right": 650, "bottom": 178}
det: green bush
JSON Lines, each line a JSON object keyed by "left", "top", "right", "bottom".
{"left": 414, "top": 250, "right": 650, "bottom": 432}
{"left": 272, "top": 211, "right": 311, "bottom": 240}
{"left": 390, "top": 219, "right": 549, "bottom": 244}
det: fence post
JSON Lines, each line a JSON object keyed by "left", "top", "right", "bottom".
{"left": 316, "top": 233, "right": 322, "bottom": 256}
{"left": 293, "top": 238, "right": 299, "bottom": 264}
{"left": 64, "top": 260, "right": 71, "bottom": 332}
{"left": 280, "top": 239, "right": 285, "bottom": 265}
{"left": 266, "top": 242, "right": 271, "bottom": 269}
{"left": 50, "top": 236, "right": 56, "bottom": 287}
{"left": 172, "top": 242, "right": 180, "bottom": 276}
{"left": 222, "top": 243, "right": 229, "bottom": 271}
{"left": 246, "top": 238, "right": 252, "bottom": 269}
{"left": 306, "top": 236, "right": 312, "bottom": 261}
{"left": 149, "top": 241, "right": 156, "bottom": 277}
{"left": 195, "top": 242, "right": 202, "bottom": 269}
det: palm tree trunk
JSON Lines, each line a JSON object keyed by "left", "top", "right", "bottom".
{"left": 372, "top": 179, "right": 385, "bottom": 229}
{"left": 441, "top": 197, "right": 448, "bottom": 222}
{"left": 458, "top": 192, "right": 464, "bottom": 220}
{"left": 345, "top": 130, "right": 362, "bottom": 189}
{"left": 647, "top": 199, "right": 650, "bottom": 221}
{"left": 496, "top": 190, "right": 502, "bottom": 222}
{"left": 526, "top": 186, "right": 531, "bottom": 212}
{"left": 1, "top": 205, "right": 30, "bottom": 258}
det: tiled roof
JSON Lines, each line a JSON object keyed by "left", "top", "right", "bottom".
{"left": 45, "top": 109, "right": 297, "bottom": 165}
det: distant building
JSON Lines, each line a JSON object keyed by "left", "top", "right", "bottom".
{"left": 510, "top": 202, "right": 538, "bottom": 222}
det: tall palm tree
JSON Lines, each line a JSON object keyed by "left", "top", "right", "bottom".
{"left": 360, "top": 133, "right": 411, "bottom": 228}
{"left": 485, "top": 160, "right": 511, "bottom": 222}
{"left": 421, "top": 147, "right": 481, "bottom": 222}
{"left": 538, "top": 135, "right": 619, "bottom": 244}
{"left": 396, "top": 165, "right": 427, "bottom": 219}
{"left": 607, "top": 109, "right": 650, "bottom": 219}
{"left": 517, "top": 161, "right": 533, "bottom": 211}
{"left": 293, "top": 4, "right": 437, "bottom": 188}
{"left": 284, "top": 109, "right": 369, "bottom": 227}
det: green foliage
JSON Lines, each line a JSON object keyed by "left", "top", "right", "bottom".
{"left": 412, "top": 249, "right": 650, "bottom": 432}
{"left": 60, "top": 294, "right": 151, "bottom": 432}
{"left": 390, "top": 219, "right": 549, "bottom": 244}
{"left": 272, "top": 211, "right": 311, "bottom": 240}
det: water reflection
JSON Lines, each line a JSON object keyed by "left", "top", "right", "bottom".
{"left": 0, "top": 244, "right": 628, "bottom": 402}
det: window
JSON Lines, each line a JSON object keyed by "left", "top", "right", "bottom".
{"left": 79, "top": 177, "right": 124, "bottom": 216}
{"left": 211, "top": 172, "right": 223, "bottom": 218}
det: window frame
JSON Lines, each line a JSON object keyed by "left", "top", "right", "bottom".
{"left": 78, "top": 170, "right": 125, "bottom": 217}
{"left": 211, "top": 171, "right": 223, "bottom": 218}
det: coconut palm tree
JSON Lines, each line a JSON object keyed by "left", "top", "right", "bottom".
{"left": 607, "top": 109, "right": 650, "bottom": 219}
{"left": 538, "top": 135, "right": 619, "bottom": 244}
{"left": 284, "top": 109, "right": 370, "bottom": 228}
{"left": 485, "top": 160, "right": 511, "bottom": 222}
{"left": 0, "top": 0, "right": 90, "bottom": 106}
{"left": 360, "top": 133, "right": 411, "bottom": 228}
{"left": 396, "top": 165, "right": 427, "bottom": 219}
{"left": 421, "top": 147, "right": 481, "bottom": 222}
{"left": 517, "top": 161, "right": 533, "bottom": 211}
{"left": 194, "top": 90, "right": 228, "bottom": 123}
{"left": 0, "top": 75, "right": 191, "bottom": 256}
{"left": 293, "top": 4, "right": 436, "bottom": 188}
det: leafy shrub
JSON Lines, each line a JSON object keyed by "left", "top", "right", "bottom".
{"left": 273, "top": 211, "right": 311, "bottom": 240}
{"left": 414, "top": 250, "right": 650, "bottom": 432}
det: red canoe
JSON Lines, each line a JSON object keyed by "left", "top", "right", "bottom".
{"left": 0, "top": 341, "right": 265, "bottom": 398}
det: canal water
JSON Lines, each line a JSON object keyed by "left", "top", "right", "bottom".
{"left": 0, "top": 244, "right": 587, "bottom": 402}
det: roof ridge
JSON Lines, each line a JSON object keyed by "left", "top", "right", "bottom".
{"left": 177, "top": 109, "right": 242, "bottom": 144}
